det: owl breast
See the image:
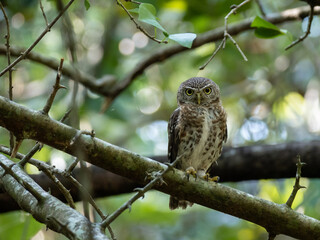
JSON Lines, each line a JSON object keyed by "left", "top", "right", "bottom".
{"left": 177, "top": 104, "right": 225, "bottom": 173}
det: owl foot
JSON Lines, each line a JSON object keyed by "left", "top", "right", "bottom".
{"left": 185, "top": 167, "right": 197, "bottom": 181}
{"left": 204, "top": 173, "right": 220, "bottom": 182}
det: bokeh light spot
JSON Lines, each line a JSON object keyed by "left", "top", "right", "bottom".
{"left": 119, "top": 38, "right": 135, "bottom": 55}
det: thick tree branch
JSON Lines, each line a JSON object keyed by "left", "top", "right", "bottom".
{"left": 1, "top": 6, "right": 319, "bottom": 101}
{"left": 0, "top": 96, "right": 319, "bottom": 239}
{"left": 0, "top": 154, "right": 108, "bottom": 240}
{"left": 1, "top": 139, "right": 320, "bottom": 213}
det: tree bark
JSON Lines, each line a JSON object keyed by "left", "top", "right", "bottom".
{"left": 0, "top": 154, "right": 108, "bottom": 240}
{"left": 1, "top": 140, "right": 319, "bottom": 213}
{"left": 0, "top": 96, "right": 320, "bottom": 239}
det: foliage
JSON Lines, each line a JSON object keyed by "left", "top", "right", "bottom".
{"left": 251, "top": 16, "right": 288, "bottom": 39}
{"left": 0, "top": 0, "right": 320, "bottom": 239}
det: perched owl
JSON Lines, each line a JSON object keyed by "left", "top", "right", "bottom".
{"left": 168, "top": 77, "right": 227, "bottom": 210}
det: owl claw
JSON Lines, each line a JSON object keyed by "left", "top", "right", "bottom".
{"left": 204, "top": 173, "right": 220, "bottom": 182}
{"left": 185, "top": 167, "right": 197, "bottom": 181}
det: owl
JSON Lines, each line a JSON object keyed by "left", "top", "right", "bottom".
{"left": 168, "top": 77, "right": 227, "bottom": 210}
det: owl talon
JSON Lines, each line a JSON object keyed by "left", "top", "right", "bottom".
{"left": 185, "top": 167, "right": 197, "bottom": 181}
{"left": 204, "top": 174, "right": 220, "bottom": 182}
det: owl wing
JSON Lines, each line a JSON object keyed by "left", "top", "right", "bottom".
{"left": 168, "top": 107, "right": 180, "bottom": 163}
{"left": 223, "top": 124, "right": 228, "bottom": 143}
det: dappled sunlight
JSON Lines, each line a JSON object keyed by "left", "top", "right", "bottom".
{"left": 137, "top": 120, "right": 168, "bottom": 155}
{"left": 240, "top": 117, "right": 269, "bottom": 142}
{"left": 119, "top": 38, "right": 135, "bottom": 55}
{"left": 1, "top": 0, "right": 320, "bottom": 239}
{"left": 136, "top": 86, "right": 163, "bottom": 115}
{"left": 259, "top": 179, "right": 309, "bottom": 209}
{"left": 305, "top": 80, "right": 320, "bottom": 133}
{"left": 273, "top": 92, "right": 305, "bottom": 127}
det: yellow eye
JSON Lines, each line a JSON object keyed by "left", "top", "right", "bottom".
{"left": 204, "top": 87, "right": 212, "bottom": 95}
{"left": 185, "top": 89, "right": 194, "bottom": 96}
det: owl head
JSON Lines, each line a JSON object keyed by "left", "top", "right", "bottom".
{"left": 177, "top": 77, "right": 221, "bottom": 106}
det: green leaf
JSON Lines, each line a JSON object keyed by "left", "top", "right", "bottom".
{"left": 168, "top": 33, "right": 197, "bottom": 48}
{"left": 128, "top": 8, "right": 139, "bottom": 14}
{"left": 254, "top": 28, "right": 285, "bottom": 39}
{"left": 138, "top": 3, "right": 167, "bottom": 34}
{"left": 84, "top": 0, "right": 90, "bottom": 10}
{"left": 251, "top": 16, "right": 285, "bottom": 39}
{"left": 251, "top": 16, "right": 280, "bottom": 31}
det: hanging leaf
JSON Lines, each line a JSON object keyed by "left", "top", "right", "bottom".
{"left": 138, "top": 3, "right": 168, "bottom": 34}
{"left": 251, "top": 16, "right": 286, "bottom": 38}
{"left": 169, "top": 33, "right": 197, "bottom": 48}
{"left": 84, "top": 0, "right": 90, "bottom": 10}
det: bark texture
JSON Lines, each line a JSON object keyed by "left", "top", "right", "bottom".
{"left": 0, "top": 154, "right": 108, "bottom": 240}
{"left": 0, "top": 96, "right": 320, "bottom": 239}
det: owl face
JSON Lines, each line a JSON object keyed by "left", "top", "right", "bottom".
{"left": 177, "top": 77, "right": 220, "bottom": 106}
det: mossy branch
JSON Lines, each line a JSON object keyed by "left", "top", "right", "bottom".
{"left": 0, "top": 96, "right": 320, "bottom": 239}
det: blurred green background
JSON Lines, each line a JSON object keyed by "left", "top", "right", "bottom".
{"left": 0, "top": 0, "right": 320, "bottom": 239}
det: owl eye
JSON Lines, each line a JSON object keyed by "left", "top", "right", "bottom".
{"left": 203, "top": 87, "right": 212, "bottom": 95}
{"left": 185, "top": 89, "right": 194, "bottom": 96}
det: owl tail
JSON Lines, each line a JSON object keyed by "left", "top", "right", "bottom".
{"left": 169, "top": 196, "right": 193, "bottom": 210}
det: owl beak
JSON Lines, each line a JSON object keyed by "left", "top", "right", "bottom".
{"left": 197, "top": 93, "right": 201, "bottom": 105}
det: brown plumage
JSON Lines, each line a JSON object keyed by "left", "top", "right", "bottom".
{"left": 168, "top": 77, "right": 227, "bottom": 210}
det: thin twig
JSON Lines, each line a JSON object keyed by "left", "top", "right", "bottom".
{"left": 125, "top": 0, "right": 141, "bottom": 4}
{"left": 199, "top": 0, "right": 249, "bottom": 70}
{"left": 0, "top": 144, "right": 108, "bottom": 229}
{"left": 0, "top": 2, "right": 14, "bottom": 158}
{"left": 100, "top": 158, "right": 178, "bottom": 229}
{"left": 67, "top": 158, "right": 80, "bottom": 173}
{"left": 1, "top": 6, "right": 319, "bottom": 102}
{"left": 65, "top": 171, "right": 116, "bottom": 239}
{"left": 56, "top": 0, "right": 80, "bottom": 129}
{"left": 60, "top": 108, "right": 72, "bottom": 123}
{"left": 0, "top": 161, "right": 44, "bottom": 202}
{"left": 286, "top": 155, "right": 306, "bottom": 208}
{"left": 79, "top": 158, "right": 91, "bottom": 220}
{"left": 40, "top": 166, "right": 76, "bottom": 209}
{"left": 285, "top": 4, "right": 314, "bottom": 50}
{"left": 0, "top": 0, "right": 75, "bottom": 77}
{"left": 255, "top": 0, "right": 266, "bottom": 16}
{"left": 116, "top": 0, "right": 168, "bottom": 44}
{"left": 0, "top": 3, "right": 15, "bottom": 155}
{"left": 39, "top": 0, "right": 49, "bottom": 27}
{"left": 0, "top": 3, "right": 13, "bottom": 99}
{"left": 42, "top": 58, "right": 66, "bottom": 115}
{"left": 10, "top": 138, "right": 23, "bottom": 159}
{"left": 199, "top": 39, "right": 225, "bottom": 70}
{"left": 19, "top": 143, "right": 42, "bottom": 167}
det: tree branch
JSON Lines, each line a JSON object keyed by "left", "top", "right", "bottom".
{"left": 0, "top": 96, "right": 319, "bottom": 239}
{"left": 105, "top": 5, "right": 320, "bottom": 105}
{"left": 0, "top": 154, "right": 108, "bottom": 240}
{"left": 1, "top": 139, "right": 320, "bottom": 213}
{"left": 1, "top": 6, "right": 319, "bottom": 102}
{"left": 285, "top": 4, "right": 315, "bottom": 50}
{"left": 0, "top": 0, "right": 75, "bottom": 77}
{"left": 0, "top": 45, "right": 117, "bottom": 96}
